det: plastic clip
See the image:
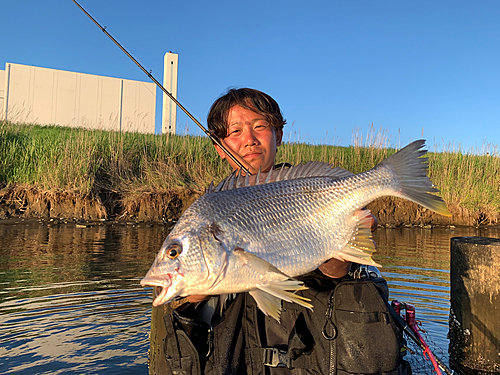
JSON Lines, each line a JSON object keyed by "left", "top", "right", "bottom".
{"left": 263, "top": 348, "right": 290, "bottom": 368}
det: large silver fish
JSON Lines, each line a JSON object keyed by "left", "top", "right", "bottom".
{"left": 141, "top": 140, "right": 450, "bottom": 320}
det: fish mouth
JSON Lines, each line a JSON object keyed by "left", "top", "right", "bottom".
{"left": 140, "top": 274, "right": 173, "bottom": 307}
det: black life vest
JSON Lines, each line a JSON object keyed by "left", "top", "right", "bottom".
{"left": 148, "top": 269, "right": 411, "bottom": 375}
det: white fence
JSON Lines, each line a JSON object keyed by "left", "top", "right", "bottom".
{"left": 0, "top": 62, "right": 156, "bottom": 133}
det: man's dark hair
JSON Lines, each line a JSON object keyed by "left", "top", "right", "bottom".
{"left": 207, "top": 88, "right": 287, "bottom": 140}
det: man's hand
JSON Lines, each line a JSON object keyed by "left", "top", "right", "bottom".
{"left": 318, "top": 258, "right": 352, "bottom": 278}
{"left": 186, "top": 295, "right": 210, "bottom": 303}
{"left": 369, "top": 212, "right": 379, "bottom": 231}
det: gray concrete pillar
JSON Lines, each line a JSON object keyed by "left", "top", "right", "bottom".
{"left": 449, "top": 236, "right": 500, "bottom": 374}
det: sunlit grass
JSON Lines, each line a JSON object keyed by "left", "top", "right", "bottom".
{"left": 428, "top": 142, "right": 500, "bottom": 216}
{"left": 1, "top": 120, "right": 499, "bottom": 219}
{"left": 0, "top": 121, "right": 232, "bottom": 195}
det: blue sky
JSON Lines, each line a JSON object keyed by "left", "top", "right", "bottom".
{"left": 2, "top": 0, "right": 499, "bottom": 153}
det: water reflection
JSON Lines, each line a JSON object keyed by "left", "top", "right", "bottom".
{"left": 373, "top": 225, "right": 500, "bottom": 371}
{"left": 0, "top": 221, "right": 168, "bottom": 374}
{"left": 1, "top": 221, "right": 499, "bottom": 374}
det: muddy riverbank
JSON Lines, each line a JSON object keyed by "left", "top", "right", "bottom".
{"left": 1, "top": 186, "right": 498, "bottom": 228}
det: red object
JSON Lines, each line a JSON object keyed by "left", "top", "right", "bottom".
{"left": 391, "top": 301, "right": 443, "bottom": 375}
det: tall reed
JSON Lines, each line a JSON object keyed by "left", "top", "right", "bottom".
{"left": 1, "top": 121, "right": 499, "bottom": 218}
{"left": 0, "top": 121, "right": 231, "bottom": 195}
{"left": 428, "top": 142, "right": 500, "bottom": 215}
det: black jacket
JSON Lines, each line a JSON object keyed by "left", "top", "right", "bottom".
{"left": 148, "top": 269, "right": 411, "bottom": 375}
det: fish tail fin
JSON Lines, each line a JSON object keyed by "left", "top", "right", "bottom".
{"left": 377, "top": 140, "right": 451, "bottom": 217}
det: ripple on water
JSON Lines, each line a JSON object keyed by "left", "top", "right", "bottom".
{"left": 1, "top": 223, "right": 499, "bottom": 374}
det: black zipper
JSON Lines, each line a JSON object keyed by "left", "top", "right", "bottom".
{"left": 322, "top": 290, "right": 337, "bottom": 375}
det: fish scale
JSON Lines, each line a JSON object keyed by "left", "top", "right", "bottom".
{"left": 141, "top": 140, "right": 451, "bottom": 320}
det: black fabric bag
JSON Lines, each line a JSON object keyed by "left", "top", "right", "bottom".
{"left": 242, "top": 272, "right": 409, "bottom": 375}
{"left": 329, "top": 279, "right": 404, "bottom": 374}
{"left": 155, "top": 270, "right": 411, "bottom": 375}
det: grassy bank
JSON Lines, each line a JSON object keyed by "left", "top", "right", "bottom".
{"left": 1, "top": 121, "right": 499, "bottom": 225}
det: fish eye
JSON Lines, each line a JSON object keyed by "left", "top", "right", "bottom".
{"left": 166, "top": 244, "right": 182, "bottom": 259}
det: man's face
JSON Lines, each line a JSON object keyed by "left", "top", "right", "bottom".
{"left": 215, "top": 105, "right": 283, "bottom": 174}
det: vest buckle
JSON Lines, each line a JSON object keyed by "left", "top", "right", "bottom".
{"left": 263, "top": 348, "right": 290, "bottom": 368}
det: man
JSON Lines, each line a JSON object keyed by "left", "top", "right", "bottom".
{"left": 208, "top": 88, "right": 359, "bottom": 279}
{"left": 150, "top": 88, "right": 410, "bottom": 375}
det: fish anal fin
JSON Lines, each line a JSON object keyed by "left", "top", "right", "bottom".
{"left": 250, "top": 280, "right": 313, "bottom": 322}
{"left": 337, "top": 209, "right": 381, "bottom": 267}
{"left": 233, "top": 251, "right": 313, "bottom": 321}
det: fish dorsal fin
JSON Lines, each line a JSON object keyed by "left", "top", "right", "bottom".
{"left": 262, "top": 168, "right": 271, "bottom": 183}
{"left": 211, "top": 181, "right": 221, "bottom": 193}
{"left": 337, "top": 209, "right": 381, "bottom": 267}
{"left": 205, "top": 181, "right": 215, "bottom": 194}
{"left": 239, "top": 170, "right": 246, "bottom": 188}
{"left": 275, "top": 166, "right": 286, "bottom": 182}
{"left": 254, "top": 167, "right": 262, "bottom": 186}
{"left": 225, "top": 171, "right": 236, "bottom": 190}
{"left": 266, "top": 162, "right": 353, "bottom": 182}
{"left": 282, "top": 166, "right": 293, "bottom": 181}
{"left": 210, "top": 162, "right": 354, "bottom": 193}
{"left": 234, "top": 170, "right": 241, "bottom": 189}
{"left": 244, "top": 171, "right": 249, "bottom": 187}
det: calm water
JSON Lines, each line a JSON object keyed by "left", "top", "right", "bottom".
{"left": 0, "top": 221, "right": 499, "bottom": 374}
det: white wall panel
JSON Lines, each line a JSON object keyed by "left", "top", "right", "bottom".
{"left": 1, "top": 63, "right": 155, "bottom": 133}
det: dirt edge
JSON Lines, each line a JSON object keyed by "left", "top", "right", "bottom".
{"left": 0, "top": 187, "right": 498, "bottom": 228}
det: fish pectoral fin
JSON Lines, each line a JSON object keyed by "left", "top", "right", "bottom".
{"left": 233, "top": 249, "right": 289, "bottom": 277}
{"left": 337, "top": 209, "right": 382, "bottom": 267}
{"left": 250, "top": 280, "right": 313, "bottom": 322}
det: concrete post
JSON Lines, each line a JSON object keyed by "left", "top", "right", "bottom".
{"left": 1, "top": 63, "right": 11, "bottom": 120}
{"left": 449, "top": 236, "right": 500, "bottom": 374}
{"left": 162, "top": 52, "right": 178, "bottom": 134}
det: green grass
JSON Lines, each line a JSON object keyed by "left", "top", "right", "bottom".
{"left": 427, "top": 143, "right": 500, "bottom": 216}
{"left": 0, "top": 121, "right": 231, "bottom": 195}
{"left": 1, "top": 120, "right": 499, "bottom": 217}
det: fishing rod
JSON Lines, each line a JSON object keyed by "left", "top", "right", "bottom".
{"left": 389, "top": 301, "right": 455, "bottom": 375}
{"left": 71, "top": 0, "right": 251, "bottom": 175}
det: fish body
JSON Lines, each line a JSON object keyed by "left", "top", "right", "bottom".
{"left": 141, "top": 140, "right": 450, "bottom": 320}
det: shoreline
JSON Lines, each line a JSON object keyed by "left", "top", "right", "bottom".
{"left": 1, "top": 187, "right": 497, "bottom": 228}
{"left": 2, "top": 122, "right": 500, "bottom": 229}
